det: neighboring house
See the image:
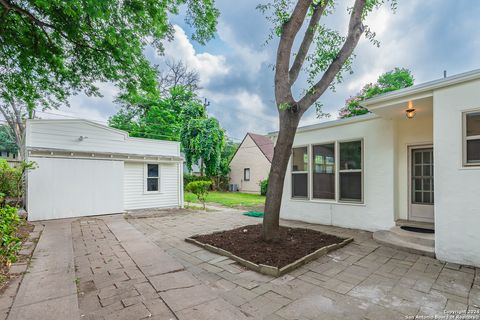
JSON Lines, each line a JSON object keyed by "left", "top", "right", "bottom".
{"left": 182, "top": 157, "right": 202, "bottom": 176}
{"left": 25, "top": 119, "right": 183, "bottom": 221}
{"left": 229, "top": 133, "right": 273, "bottom": 193}
{"left": 0, "top": 150, "right": 20, "bottom": 166}
{"left": 270, "top": 69, "right": 480, "bottom": 267}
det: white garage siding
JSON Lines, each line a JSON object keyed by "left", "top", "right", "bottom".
{"left": 123, "top": 162, "right": 180, "bottom": 210}
{"left": 27, "top": 157, "right": 124, "bottom": 221}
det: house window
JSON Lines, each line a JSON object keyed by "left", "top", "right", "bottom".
{"left": 292, "top": 147, "right": 308, "bottom": 198}
{"left": 339, "top": 140, "right": 363, "bottom": 202}
{"left": 146, "top": 164, "right": 160, "bottom": 192}
{"left": 465, "top": 111, "right": 480, "bottom": 165}
{"left": 312, "top": 143, "right": 335, "bottom": 199}
{"left": 244, "top": 168, "right": 250, "bottom": 181}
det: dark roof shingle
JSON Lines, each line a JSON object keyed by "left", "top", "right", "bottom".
{"left": 247, "top": 133, "right": 274, "bottom": 162}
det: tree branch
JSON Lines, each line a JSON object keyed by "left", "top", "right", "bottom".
{"left": 274, "top": 0, "right": 313, "bottom": 105}
{"left": 298, "top": 0, "right": 366, "bottom": 110}
{"left": 288, "top": 1, "right": 328, "bottom": 86}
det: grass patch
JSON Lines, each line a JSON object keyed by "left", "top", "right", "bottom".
{"left": 184, "top": 191, "right": 265, "bottom": 208}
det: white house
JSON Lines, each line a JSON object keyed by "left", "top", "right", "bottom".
{"left": 229, "top": 133, "right": 273, "bottom": 193}
{"left": 25, "top": 119, "right": 183, "bottom": 221}
{"left": 271, "top": 69, "right": 480, "bottom": 267}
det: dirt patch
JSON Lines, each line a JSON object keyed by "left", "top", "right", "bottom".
{"left": 191, "top": 224, "right": 346, "bottom": 268}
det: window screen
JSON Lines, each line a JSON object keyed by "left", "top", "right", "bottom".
{"left": 312, "top": 143, "right": 335, "bottom": 199}
{"left": 466, "top": 112, "right": 480, "bottom": 164}
{"left": 146, "top": 164, "right": 159, "bottom": 192}
{"left": 339, "top": 141, "right": 362, "bottom": 201}
{"left": 292, "top": 147, "right": 308, "bottom": 198}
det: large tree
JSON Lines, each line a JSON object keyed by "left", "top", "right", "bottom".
{"left": 260, "top": 0, "right": 396, "bottom": 241}
{"left": 0, "top": 0, "right": 219, "bottom": 158}
{"left": 339, "top": 67, "right": 414, "bottom": 118}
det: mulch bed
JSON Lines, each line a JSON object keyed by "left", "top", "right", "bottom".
{"left": 191, "top": 224, "right": 346, "bottom": 268}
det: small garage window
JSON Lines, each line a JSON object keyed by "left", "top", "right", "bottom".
{"left": 146, "top": 164, "right": 160, "bottom": 192}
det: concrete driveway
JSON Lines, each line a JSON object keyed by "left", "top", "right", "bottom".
{"left": 2, "top": 207, "right": 480, "bottom": 320}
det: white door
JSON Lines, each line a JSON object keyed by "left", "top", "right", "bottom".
{"left": 27, "top": 157, "right": 124, "bottom": 221}
{"left": 408, "top": 147, "right": 434, "bottom": 222}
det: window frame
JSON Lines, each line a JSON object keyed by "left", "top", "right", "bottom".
{"left": 311, "top": 141, "right": 336, "bottom": 201}
{"left": 144, "top": 163, "right": 161, "bottom": 194}
{"left": 244, "top": 168, "right": 250, "bottom": 181}
{"left": 338, "top": 139, "right": 364, "bottom": 203}
{"left": 291, "top": 145, "right": 310, "bottom": 199}
{"left": 463, "top": 110, "right": 480, "bottom": 167}
{"left": 290, "top": 139, "right": 364, "bottom": 204}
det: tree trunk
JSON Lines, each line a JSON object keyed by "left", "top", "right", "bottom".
{"left": 262, "top": 111, "right": 301, "bottom": 241}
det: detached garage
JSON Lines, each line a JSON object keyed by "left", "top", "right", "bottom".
{"left": 25, "top": 119, "right": 184, "bottom": 221}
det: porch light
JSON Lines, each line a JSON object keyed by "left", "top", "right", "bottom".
{"left": 405, "top": 101, "right": 416, "bottom": 119}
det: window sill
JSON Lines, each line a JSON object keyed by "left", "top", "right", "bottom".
{"left": 143, "top": 191, "right": 163, "bottom": 195}
{"left": 289, "top": 198, "right": 366, "bottom": 207}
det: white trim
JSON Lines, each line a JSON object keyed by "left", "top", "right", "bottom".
{"left": 407, "top": 144, "right": 434, "bottom": 223}
{"left": 144, "top": 163, "right": 161, "bottom": 194}
{"left": 310, "top": 141, "right": 336, "bottom": 201}
{"left": 361, "top": 69, "right": 480, "bottom": 107}
{"left": 291, "top": 138, "right": 364, "bottom": 204}
{"left": 462, "top": 109, "right": 480, "bottom": 167}
{"left": 269, "top": 113, "right": 378, "bottom": 136}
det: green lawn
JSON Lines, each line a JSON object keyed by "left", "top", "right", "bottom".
{"left": 184, "top": 191, "right": 265, "bottom": 208}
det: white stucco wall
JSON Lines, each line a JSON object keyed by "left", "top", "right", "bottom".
{"left": 395, "top": 116, "right": 433, "bottom": 220}
{"left": 433, "top": 79, "right": 480, "bottom": 266}
{"left": 229, "top": 135, "right": 271, "bottom": 193}
{"left": 280, "top": 116, "right": 396, "bottom": 231}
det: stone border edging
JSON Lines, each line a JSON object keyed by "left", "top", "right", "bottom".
{"left": 185, "top": 236, "right": 354, "bottom": 277}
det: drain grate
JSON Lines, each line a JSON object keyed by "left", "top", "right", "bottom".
{"left": 400, "top": 226, "right": 434, "bottom": 234}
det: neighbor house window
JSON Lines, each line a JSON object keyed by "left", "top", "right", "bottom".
{"left": 244, "top": 168, "right": 250, "bottom": 181}
{"left": 339, "top": 140, "right": 363, "bottom": 202}
{"left": 312, "top": 143, "right": 335, "bottom": 199}
{"left": 292, "top": 146, "right": 308, "bottom": 198}
{"left": 465, "top": 111, "right": 480, "bottom": 165}
{"left": 146, "top": 164, "right": 160, "bottom": 192}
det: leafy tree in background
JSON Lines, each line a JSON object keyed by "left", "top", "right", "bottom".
{"left": 339, "top": 68, "right": 414, "bottom": 118}
{"left": 0, "top": 125, "right": 17, "bottom": 154}
{"left": 180, "top": 112, "right": 225, "bottom": 177}
{"left": 109, "top": 86, "right": 197, "bottom": 141}
{"left": 258, "top": 0, "right": 397, "bottom": 241}
{"left": 0, "top": 0, "right": 219, "bottom": 158}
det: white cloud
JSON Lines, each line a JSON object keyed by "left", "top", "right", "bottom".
{"left": 205, "top": 89, "right": 277, "bottom": 138}
{"left": 161, "top": 25, "right": 229, "bottom": 86}
{"left": 40, "top": 82, "right": 119, "bottom": 123}
{"left": 217, "top": 20, "right": 270, "bottom": 74}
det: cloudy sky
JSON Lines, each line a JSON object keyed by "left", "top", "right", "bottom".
{"left": 44, "top": 0, "right": 480, "bottom": 142}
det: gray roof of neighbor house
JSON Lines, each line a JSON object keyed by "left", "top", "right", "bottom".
{"left": 247, "top": 132, "right": 274, "bottom": 162}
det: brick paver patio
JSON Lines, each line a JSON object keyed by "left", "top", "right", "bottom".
{"left": 125, "top": 207, "right": 480, "bottom": 320}
{"left": 5, "top": 207, "right": 479, "bottom": 320}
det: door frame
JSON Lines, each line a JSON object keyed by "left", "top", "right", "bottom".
{"left": 407, "top": 144, "right": 434, "bottom": 223}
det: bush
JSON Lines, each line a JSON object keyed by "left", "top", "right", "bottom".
{"left": 260, "top": 178, "right": 269, "bottom": 196}
{"left": 185, "top": 180, "right": 212, "bottom": 210}
{"left": 0, "top": 160, "right": 36, "bottom": 206}
{"left": 0, "top": 206, "right": 21, "bottom": 265}
{"left": 183, "top": 174, "right": 211, "bottom": 190}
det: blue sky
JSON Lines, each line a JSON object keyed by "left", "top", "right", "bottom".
{"left": 46, "top": 0, "right": 480, "bottom": 142}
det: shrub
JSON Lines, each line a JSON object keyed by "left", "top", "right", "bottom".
{"left": 185, "top": 180, "right": 212, "bottom": 210}
{"left": 0, "top": 206, "right": 21, "bottom": 265}
{"left": 183, "top": 174, "right": 211, "bottom": 190}
{"left": 260, "top": 178, "right": 269, "bottom": 196}
{"left": 0, "top": 160, "right": 36, "bottom": 206}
